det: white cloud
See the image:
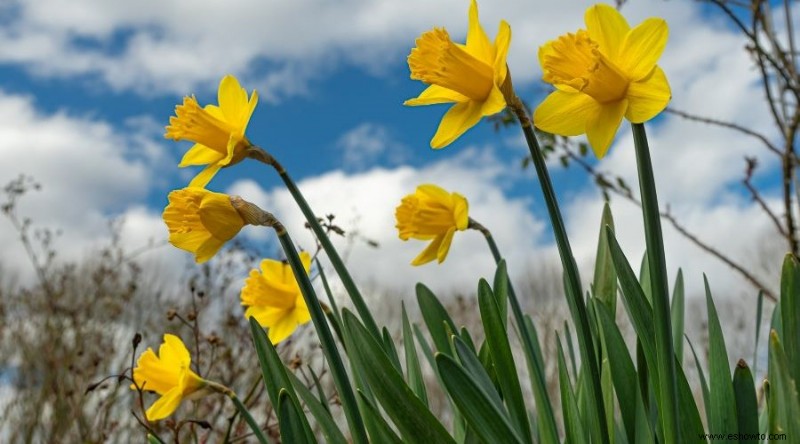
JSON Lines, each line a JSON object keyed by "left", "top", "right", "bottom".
{"left": 336, "top": 123, "right": 408, "bottom": 171}
{"left": 227, "top": 146, "right": 547, "bottom": 299}
{"left": 0, "top": 0, "right": 711, "bottom": 100}
{"left": 0, "top": 91, "right": 176, "bottom": 282}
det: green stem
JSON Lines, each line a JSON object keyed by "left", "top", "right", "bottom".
{"left": 273, "top": 224, "right": 370, "bottom": 444}
{"left": 506, "top": 91, "right": 609, "bottom": 444}
{"left": 206, "top": 381, "right": 270, "bottom": 444}
{"left": 247, "top": 147, "right": 382, "bottom": 341}
{"left": 631, "top": 123, "right": 680, "bottom": 443}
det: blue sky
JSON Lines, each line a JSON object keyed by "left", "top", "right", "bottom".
{"left": 0, "top": 0, "right": 790, "bottom": 301}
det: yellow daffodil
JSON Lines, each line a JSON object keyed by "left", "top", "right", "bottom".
{"left": 165, "top": 75, "right": 258, "bottom": 187}
{"left": 163, "top": 187, "right": 245, "bottom": 263}
{"left": 395, "top": 184, "right": 469, "bottom": 265}
{"left": 534, "top": 4, "right": 671, "bottom": 158}
{"left": 405, "top": 0, "right": 511, "bottom": 148}
{"left": 132, "top": 334, "right": 207, "bottom": 421}
{"left": 241, "top": 252, "right": 312, "bottom": 344}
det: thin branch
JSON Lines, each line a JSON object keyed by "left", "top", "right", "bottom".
{"left": 743, "top": 156, "right": 789, "bottom": 237}
{"left": 665, "top": 107, "right": 782, "bottom": 157}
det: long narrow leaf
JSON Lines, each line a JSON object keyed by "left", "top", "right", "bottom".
{"left": 557, "top": 336, "right": 588, "bottom": 444}
{"left": 732, "top": 360, "right": 759, "bottom": 444}
{"left": 401, "top": 303, "right": 428, "bottom": 407}
{"left": 593, "top": 202, "right": 617, "bottom": 314}
{"left": 704, "top": 275, "right": 738, "bottom": 436}
{"left": 670, "top": 269, "right": 685, "bottom": 365}
{"left": 286, "top": 371, "right": 348, "bottom": 444}
{"left": 436, "top": 353, "right": 524, "bottom": 444}
{"left": 342, "top": 310, "right": 455, "bottom": 444}
{"left": 277, "top": 389, "right": 315, "bottom": 444}
{"left": 478, "top": 279, "right": 532, "bottom": 442}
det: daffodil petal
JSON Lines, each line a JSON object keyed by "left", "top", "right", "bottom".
{"left": 452, "top": 193, "right": 469, "bottom": 230}
{"left": 417, "top": 184, "right": 450, "bottom": 202}
{"left": 169, "top": 231, "right": 210, "bottom": 255}
{"left": 260, "top": 259, "right": 289, "bottom": 283}
{"left": 194, "top": 238, "right": 225, "bottom": 263}
{"left": 188, "top": 164, "right": 222, "bottom": 188}
{"left": 436, "top": 227, "right": 457, "bottom": 263}
{"left": 411, "top": 234, "right": 444, "bottom": 266}
{"left": 133, "top": 349, "right": 180, "bottom": 394}
{"left": 626, "top": 66, "right": 671, "bottom": 123}
{"left": 585, "top": 4, "right": 630, "bottom": 59}
{"left": 493, "top": 20, "right": 511, "bottom": 83}
{"left": 466, "top": 0, "right": 493, "bottom": 63}
{"left": 299, "top": 251, "right": 312, "bottom": 275}
{"left": 246, "top": 305, "right": 287, "bottom": 327}
{"left": 430, "top": 101, "right": 484, "bottom": 149}
{"left": 162, "top": 334, "right": 191, "bottom": 368}
{"left": 586, "top": 99, "right": 627, "bottom": 159}
{"left": 267, "top": 314, "right": 300, "bottom": 344}
{"left": 533, "top": 90, "right": 598, "bottom": 136}
{"left": 404, "top": 85, "right": 468, "bottom": 106}
{"left": 198, "top": 194, "right": 242, "bottom": 241}
{"left": 218, "top": 75, "right": 249, "bottom": 126}
{"left": 618, "top": 18, "right": 668, "bottom": 81}
{"left": 243, "top": 90, "right": 258, "bottom": 131}
{"left": 179, "top": 144, "right": 226, "bottom": 167}
{"left": 480, "top": 85, "right": 506, "bottom": 117}
{"left": 145, "top": 386, "right": 184, "bottom": 421}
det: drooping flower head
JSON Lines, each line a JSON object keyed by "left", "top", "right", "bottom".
{"left": 163, "top": 187, "right": 245, "bottom": 263}
{"left": 395, "top": 184, "right": 469, "bottom": 265}
{"left": 405, "top": 0, "right": 511, "bottom": 149}
{"left": 132, "top": 334, "right": 207, "bottom": 421}
{"left": 165, "top": 75, "right": 258, "bottom": 187}
{"left": 241, "top": 252, "right": 312, "bottom": 344}
{"left": 534, "top": 4, "right": 670, "bottom": 158}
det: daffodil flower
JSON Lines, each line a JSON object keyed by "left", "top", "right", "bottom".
{"left": 165, "top": 75, "right": 258, "bottom": 187}
{"left": 162, "top": 187, "right": 245, "bottom": 263}
{"left": 241, "top": 252, "right": 312, "bottom": 344}
{"left": 395, "top": 184, "right": 469, "bottom": 265}
{"left": 405, "top": 0, "right": 511, "bottom": 148}
{"left": 534, "top": 4, "right": 671, "bottom": 158}
{"left": 132, "top": 334, "right": 207, "bottom": 421}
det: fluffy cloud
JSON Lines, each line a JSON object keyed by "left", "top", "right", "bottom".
{"left": 0, "top": 0, "right": 709, "bottom": 100}
{"left": 0, "top": 90, "right": 176, "bottom": 282}
{"left": 227, "top": 146, "right": 547, "bottom": 299}
{"left": 336, "top": 123, "right": 408, "bottom": 171}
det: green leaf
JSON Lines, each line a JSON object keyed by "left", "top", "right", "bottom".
{"left": 342, "top": 310, "right": 455, "bottom": 444}
{"left": 753, "top": 291, "right": 764, "bottom": 377}
{"left": 478, "top": 279, "right": 532, "bottom": 442}
{"left": 401, "top": 303, "right": 428, "bottom": 407}
{"left": 670, "top": 269, "right": 685, "bottom": 366}
{"left": 779, "top": 254, "right": 800, "bottom": 384}
{"left": 493, "top": 260, "right": 510, "bottom": 328}
{"left": 307, "top": 366, "right": 330, "bottom": 414}
{"left": 564, "top": 321, "right": 578, "bottom": 379}
{"left": 357, "top": 390, "right": 404, "bottom": 444}
{"left": 452, "top": 335, "right": 505, "bottom": 410}
{"left": 522, "top": 316, "right": 559, "bottom": 444}
{"left": 594, "top": 299, "right": 638, "bottom": 444}
{"left": 557, "top": 336, "right": 588, "bottom": 444}
{"left": 278, "top": 389, "right": 316, "bottom": 444}
{"left": 436, "top": 353, "right": 524, "bottom": 444}
{"left": 593, "top": 201, "right": 617, "bottom": 314}
{"left": 286, "top": 371, "right": 348, "bottom": 444}
{"left": 768, "top": 331, "right": 800, "bottom": 440}
{"left": 704, "top": 275, "right": 738, "bottom": 436}
{"left": 382, "top": 327, "right": 402, "bottom": 373}
{"left": 686, "top": 336, "right": 710, "bottom": 424}
{"left": 248, "top": 318, "right": 316, "bottom": 442}
{"left": 732, "top": 360, "right": 759, "bottom": 444}
{"left": 417, "top": 283, "right": 458, "bottom": 355}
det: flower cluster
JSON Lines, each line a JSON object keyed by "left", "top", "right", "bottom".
{"left": 135, "top": 0, "right": 672, "bottom": 426}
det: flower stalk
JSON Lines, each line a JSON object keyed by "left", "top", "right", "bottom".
{"left": 204, "top": 380, "right": 271, "bottom": 444}
{"left": 245, "top": 145, "right": 382, "bottom": 341}
{"left": 631, "top": 122, "right": 680, "bottom": 443}
{"left": 503, "top": 73, "right": 610, "bottom": 444}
